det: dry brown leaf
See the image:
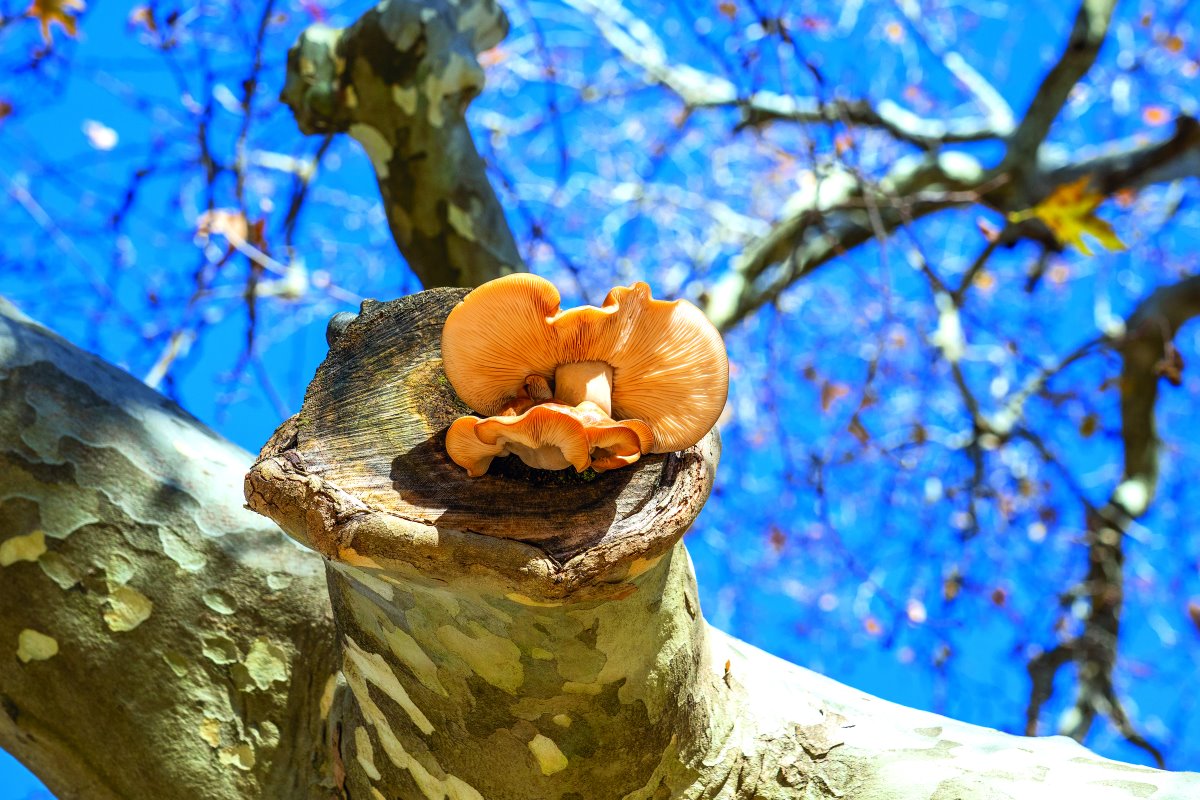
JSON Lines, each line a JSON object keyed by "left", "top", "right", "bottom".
{"left": 196, "top": 209, "right": 250, "bottom": 245}
{"left": 27, "top": 0, "right": 85, "bottom": 43}
{"left": 1079, "top": 412, "right": 1099, "bottom": 438}
{"left": 820, "top": 381, "right": 851, "bottom": 413}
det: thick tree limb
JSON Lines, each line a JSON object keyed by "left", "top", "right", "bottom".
{"left": 281, "top": 0, "right": 524, "bottom": 288}
{"left": 3, "top": 286, "right": 1198, "bottom": 798}
{"left": 0, "top": 299, "right": 339, "bottom": 799}
{"left": 245, "top": 287, "right": 1200, "bottom": 798}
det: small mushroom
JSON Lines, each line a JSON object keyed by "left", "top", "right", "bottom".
{"left": 445, "top": 401, "right": 653, "bottom": 476}
{"left": 441, "top": 274, "right": 727, "bottom": 475}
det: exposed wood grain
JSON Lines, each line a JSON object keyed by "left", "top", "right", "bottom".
{"left": 248, "top": 287, "right": 717, "bottom": 591}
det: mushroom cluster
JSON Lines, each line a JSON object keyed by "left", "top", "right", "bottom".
{"left": 441, "top": 274, "right": 728, "bottom": 476}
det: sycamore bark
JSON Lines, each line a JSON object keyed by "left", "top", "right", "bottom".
{"left": 2, "top": 283, "right": 1198, "bottom": 800}
{"left": 4, "top": 0, "right": 1200, "bottom": 796}
{"left": 0, "top": 299, "right": 338, "bottom": 800}
{"left": 280, "top": 0, "right": 521, "bottom": 288}
{"left": 242, "top": 287, "right": 1200, "bottom": 799}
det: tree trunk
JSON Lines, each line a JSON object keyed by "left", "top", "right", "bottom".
{"left": 0, "top": 298, "right": 339, "bottom": 799}
{"left": 243, "top": 288, "right": 1200, "bottom": 799}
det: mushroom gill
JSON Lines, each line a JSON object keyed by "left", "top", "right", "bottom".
{"left": 445, "top": 401, "right": 653, "bottom": 477}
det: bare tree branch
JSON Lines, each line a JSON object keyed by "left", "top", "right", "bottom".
{"left": 1005, "top": 0, "right": 1120, "bottom": 176}
{"left": 705, "top": 114, "right": 1200, "bottom": 332}
{"left": 564, "top": 0, "right": 1006, "bottom": 147}
{"left": 1042, "top": 115, "right": 1200, "bottom": 196}
{"left": 1024, "top": 275, "right": 1200, "bottom": 769}
{"left": 892, "top": 0, "right": 1015, "bottom": 135}
{"left": 703, "top": 153, "right": 994, "bottom": 331}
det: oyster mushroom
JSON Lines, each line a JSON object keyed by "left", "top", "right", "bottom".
{"left": 445, "top": 401, "right": 654, "bottom": 476}
{"left": 441, "top": 274, "right": 727, "bottom": 475}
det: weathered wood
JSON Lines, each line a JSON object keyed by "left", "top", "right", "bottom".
{"left": 247, "top": 287, "right": 718, "bottom": 590}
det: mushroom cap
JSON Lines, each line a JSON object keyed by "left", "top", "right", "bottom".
{"left": 444, "top": 401, "right": 654, "bottom": 477}
{"left": 441, "top": 274, "right": 728, "bottom": 453}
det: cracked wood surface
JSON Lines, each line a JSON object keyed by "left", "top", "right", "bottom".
{"left": 246, "top": 287, "right": 717, "bottom": 574}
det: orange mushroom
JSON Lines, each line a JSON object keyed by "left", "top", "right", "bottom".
{"left": 445, "top": 401, "right": 654, "bottom": 476}
{"left": 441, "top": 274, "right": 728, "bottom": 476}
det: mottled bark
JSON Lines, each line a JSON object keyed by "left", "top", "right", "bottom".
{"left": 280, "top": 0, "right": 523, "bottom": 289}
{"left": 246, "top": 287, "right": 1200, "bottom": 799}
{"left": 0, "top": 298, "right": 340, "bottom": 800}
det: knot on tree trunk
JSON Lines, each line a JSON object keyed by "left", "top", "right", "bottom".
{"left": 244, "top": 288, "right": 719, "bottom": 603}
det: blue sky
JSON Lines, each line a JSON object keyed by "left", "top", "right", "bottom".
{"left": 2, "top": 0, "right": 1200, "bottom": 793}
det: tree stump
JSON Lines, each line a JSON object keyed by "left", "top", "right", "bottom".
{"left": 246, "top": 287, "right": 718, "bottom": 598}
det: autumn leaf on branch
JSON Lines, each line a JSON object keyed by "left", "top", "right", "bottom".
{"left": 1008, "top": 175, "right": 1127, "bottom": 256}
{"left": 27, "top": 0, "right": 85, "bottom": 44}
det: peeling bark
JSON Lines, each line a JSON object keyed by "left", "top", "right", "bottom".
{"left": 280, "top": 0, "right": 523, "bottom": 289}
{"left": 0, "top": 298, "right": 340, "bottom": 800}
{"left": 245, "top": 288, "right": 1200, "bottom": 799}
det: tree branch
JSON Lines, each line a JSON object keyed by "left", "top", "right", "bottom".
{"left": 245, "top": 286, "right": 1200, "bottom": 799}
{"left": 563, "top": 0, "right": 1005, "bottom": 147}
{"left": 704, "top": 112, "right": 1200, "bottom": 333}
{"left": 892, "top": 0, "right": 1015, "bottom": 136}
{"left": 1005, "top": 0, "right": 1119, "bottom": 174}
{"left": 1041, "top": 115, "right": 1200, "bottom": 196}
{"left": 1024, "top": 275, "right": 1200, "bottom": 767}
{"left": 281, "top": 0, "right": 524, "bottom": 288}
{"left": 0, "top": 298, "right": 339, "bottom": 799}
{"left": 702, "top": 152, "right": 993, "bottom": 331}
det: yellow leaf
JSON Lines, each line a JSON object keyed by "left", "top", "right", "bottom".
{"left": 27, "top": 0, "right": 85, "bottom": 44}
{"left": 1008, "top": 175, "right": 1127, "bottom": 256}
